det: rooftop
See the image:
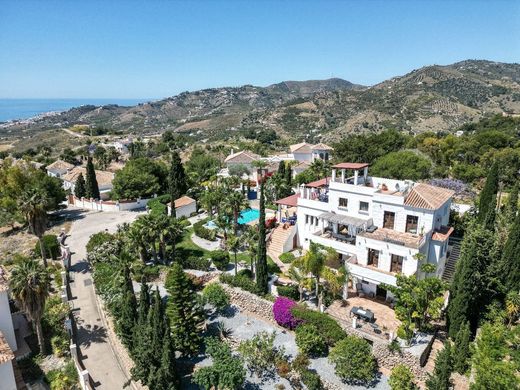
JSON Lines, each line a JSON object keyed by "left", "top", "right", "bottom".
{"left": 0, "top": 331, "right": 14, "bottom": 364}
{"left": 45, "top": 159, "right": 74, "bottom": 172}
{"left": 432, "top": 226, "right": 454, "bottom": 241}
{"left": 171, "top": 195, "right": 196, "bottom": 208}
{"left": 405, "top": 183, "right": 455, "bottom": 210}
{"left": 358, "top": 227, "right": 425, "bottom": 249}
{"left": 311, "top": 143, "right": 333, "bottom": 151}
{"left": 305, "top": 176, "right": 331, "bottom": 188}
{"left": 61, "top": 166, "right": 115, "bottom": 187}
{"left": 332, "top": 162, "right": 369, "bottom": 170}
{"left": 224, "top": 150, "right": 261, "bottom": 164}
{"left": 275, "top": 193, "right": 299, "bottom": 207}
{"left": 289, "top": 142, "right": 313, "bottom": 153}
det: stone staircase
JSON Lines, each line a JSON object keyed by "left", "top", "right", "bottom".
{"left": 442, "top": 237, "right": 462, "bottom": 282}
{"left": 424, "top": 338, "right": 445, "bottom": 373}
{"left": 267, "top": 224, "right": 296, "bottom": 272}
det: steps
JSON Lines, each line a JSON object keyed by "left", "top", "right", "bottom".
{"left": 442, "top": 237, "right": 462, "bottom": 282}
{"left": 267, "top": 224, "right": 296, "bottom": 272}
{"left": 424, "top": 338, "right": 445, "bottom": 373}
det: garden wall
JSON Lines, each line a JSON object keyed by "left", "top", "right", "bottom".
{"left": 70, "top": 196, "right": 154, "bottom": 212}
{"left": 220, "top": 284, "right": 275, "bottom": 323}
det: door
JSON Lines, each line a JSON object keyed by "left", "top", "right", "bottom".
{"left": 383, "top": 211, "right": 395, "bottom": 229}
{"left": 376, "top": 284, "right": 387, "bottom": 300}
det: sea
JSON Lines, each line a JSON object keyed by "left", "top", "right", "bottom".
{"left": 0, "top": 98, "right": 152, "bottom": 122}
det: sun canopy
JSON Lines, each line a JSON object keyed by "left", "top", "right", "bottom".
{"left": 318, "top": 212, "right": 368, "bottom": 227}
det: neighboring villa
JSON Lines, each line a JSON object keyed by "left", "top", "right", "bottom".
{"left": 167, "top": 196, "right": 197, "bottom": 218}
{"left": 45, "top": 160, "right": 75, "bottom": 178}
{"left": 221, "top": 142, "right": 334, "bottom": 184}
{"left": 0, "top": 268, "right": 18, "bottom": 390}
{"left": 276, "top": 163, "right": 454, "bottom": 301}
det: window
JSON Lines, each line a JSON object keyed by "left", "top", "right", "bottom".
{"left": 390, "top": 254, "right": 404, "bottom": 273}
{"left": 405, "top": 215, "right": 419, "bottom": 234}
{"left": 305, "top": 215, "right": 309, "bottom": 224}
{"left": 367, "top": 248, "right": 379, "bottom": 267}
{"left": 383, "top": 211, "right": 395, "bottom": 229}
{"left": 315, "top": 217, "right": 319, "bottom": 226}
{"left": 339, "top": 198, "right": 348, "bottom": 208}
{"left": 359, "top": 201, "right": 369, "bottom": 213}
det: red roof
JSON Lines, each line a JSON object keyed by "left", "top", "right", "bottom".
{"left": 332, "top": 162, "right": 369, "bottom": 169}
{"left": 275, "top": 193, "right": 299, "bottom": 207}
{"left": 306, "top": 177, "right": 331, "bottom": 188}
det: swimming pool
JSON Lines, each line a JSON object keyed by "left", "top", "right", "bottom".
{"left": 204, "top": 208, "right": 260, "bottom": 229}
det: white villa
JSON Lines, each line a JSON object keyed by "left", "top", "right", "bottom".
{"left": 294, "top": 162, "right": 454, "bottom": 301}
{"left": 61, "top": 166, "right": 115, "bottom": 200}
{"left": 46, "top": 160, "right": 75, "bottom": 178}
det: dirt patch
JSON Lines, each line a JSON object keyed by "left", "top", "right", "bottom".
{"left": 175, "top": 119, "right": 211, "bottom": 131}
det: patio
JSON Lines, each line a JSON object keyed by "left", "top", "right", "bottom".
{"left": 326, "top": 293, "right": 400, "bottom": 340}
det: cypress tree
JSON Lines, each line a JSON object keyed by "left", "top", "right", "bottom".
{"left": 277, "top": 160, "right": 286, "bottom": 176}
{"left": 168, "top": 151, "right": 187, "bottom": 217}
{"left": 499, "top": 212, "right": 520, "bottom": 292}
{"left": 131, "top": 281, "right": 152, "bottom": 383}
{"left": 453, "top": 321, "right": 471, "bottom": 374}
{"left": 507, "top": 184, "right": 518, "bottom": 218}
{"left": 478, "top": 162, "right": 499, "bottom": 223}
{"left": 284, "top": 164, "right": 292, "bottom": 187}
{"left": 148, "top": 325, "right": 180, "bottom": 390}
{"left": 74, "top": 173, "right": 86, "bottom": 198}
{"left": 165, "top": 263, "right": 203, "bottom": 356}
{"left": 117, "top": 267, "right": 137, "bottom": 350}
{"left": 256, "top": 179, "right": 269, "bottom": 294}
{"left": 447, "top": 223, "right": 495, "bottom": 338}
{"left": 148, "top": 288, "right": 166, "bottom": 368}
{"left": 426, "top": 342, "right": 453, "bottom": 390}
{"left": 85, "top": 156, "right": 100, "bottom": 199}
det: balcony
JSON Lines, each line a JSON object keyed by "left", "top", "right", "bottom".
{"left": 358, "top": 227, "right": 426, "bottom": 249}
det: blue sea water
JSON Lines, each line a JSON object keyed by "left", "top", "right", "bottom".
{"left": 0, "top": 98, "right": 152, "bottom": 122}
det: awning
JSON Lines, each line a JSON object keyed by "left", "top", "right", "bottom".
{"left": 275, "top": 193, "right": 299, "bottom": 207}
{"left": 318, "top": 212, "right": 368, "bottom": 227}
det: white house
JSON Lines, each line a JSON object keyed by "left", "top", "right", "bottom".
{"left": 289, "top": 142, "right": 333, "bottom": 163}
{"left": 167, "top": 196, "right": 197, "bottom": 218}
{"left": 296, "top": 162, "right": 454, "bottom": 300}
{"left": 0, "top": 268, "right": 17, "bottom": 390}
{"left": 45, "top": 160, "right": 75, "bottom": 178}
{"left": 62, "top": 166, "right": 115, "bottom": 200}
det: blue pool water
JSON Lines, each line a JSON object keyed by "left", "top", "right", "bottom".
{"left": 204, "top": 208, "right": 260, "bottom": 229}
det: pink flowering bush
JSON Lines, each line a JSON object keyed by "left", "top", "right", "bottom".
{"left": 273, "top": 296, "right": 301, "bottom": 329}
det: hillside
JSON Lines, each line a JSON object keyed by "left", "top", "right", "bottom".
{"left": 2, "top": 60, "right": 519, "bottom": 146}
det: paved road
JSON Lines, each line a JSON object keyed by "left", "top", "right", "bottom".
{"left": 66, "top": 209, "right": 143, "bottom": 389}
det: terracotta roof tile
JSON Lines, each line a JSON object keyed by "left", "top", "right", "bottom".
{"left": 0, "top": 331, "right": 14, "bottom": 364}
{"left": 224, "top": 151, "right": 261, "bottom": 164}
{"left": 62, "top": 167, "right": 114, "bottom": 187}
{"left": 46, "top": 160, "right": 74, "bottom": 172}
{"left": 311, "top": 143, "right": 333, "bottom": 151}
{"left": 432, "top": 226, "right": 454, "bottom": 241}
{"left": 332, "top": 162, "right": 369, "bottom": 169}
{"left": 171, "top": 196, "right": 196, "bottom": 208}
{"left": 290, "top": 142, "right": 312, "bottom": 153}
{"left": 275, "top": 193, "right": 299, "bottom": 207}
{"left": 405, "top": 183, "right": 454, "bottom": 210}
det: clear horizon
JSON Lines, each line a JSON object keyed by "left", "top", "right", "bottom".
{"left": 1, "top": 0, "right": 519, "bottom": 99}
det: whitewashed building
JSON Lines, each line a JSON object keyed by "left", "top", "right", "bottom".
{"left": 167, "top": 196, "right": 197, "bottom": 218}
{"left": 296, "top": 163, "right": 454, "bottom": 300}
{"left": 46, "top": 160, "right": 75, "bottom": 178}
{"left": 62, "top": 166, "right": 115, "bottom": 200}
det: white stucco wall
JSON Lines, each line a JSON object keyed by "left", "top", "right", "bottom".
{"left": 0, "top": 291, "right": 16, "bottom": 352}
{"left": 293, "top": 152, "right": 312, "bottom": 162}
{"left": 0, "top": 360, "right": 16, "bottom": 390}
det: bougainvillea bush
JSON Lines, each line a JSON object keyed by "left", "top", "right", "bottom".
{"left": 273, "top": 296, "right": 301, "bottom": 329}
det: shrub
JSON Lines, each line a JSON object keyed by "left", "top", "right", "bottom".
{"left": 86, "top": 231, "right": 114, "bottom": 254}
{"left": 389, "top": 364, "right": 418, "bottom": 390}
{"left": 291, "top": 306, "right": 346, "bottom": 346}
{"left": 292, "top": 352, "right": 310, "bottom": 373}
{"left": 184, "top": 256, "right": 211, "bottom": 271}
{"left": 45, "top": 360, "right": 78, "bottom": 390}
{"left": 276, "top": 359, "right": 291, "bottom": 378}
{"left": 238, "top": 332, "right": 287, "bottom": 380}
{"left": 193, "top": 220, "right": 216, "bottom": 241}
{"left": 202, "top": 283, "right": 230, "bottom": 312}
{"left": 388, "top": 339, "right": 402, "bottom": 354}
{"left": 147, "top": 198, "right": 167, "bottom": 216}
{"left": 273, "top": 296, "right": 301, "bottom": 330}
{"left": 295, "top": 323, "right": 328, "bottom": 357}
{"left": 86, "top": 241, "right": 119, "bottom": 264}
{"left": 219, "top": 273, "right": 261, "bottom": 295}
{"left": 279, "top": 252, "right": 295, "bottom": 264}
{"left": 211, "top": 250, "right": 230, "bottom": 270}
{"left": 328, "top": 336, "right": 377, "bottom": 384}
{"left": 300, "top": 369, "right": 323, "bottom": 390}
{"left": 277, "top": 284, "right": 299, "bottom": 301}
{"left": 51, "top": 335, "right": 69, "bottom": 357}
{"left": 132, "top": 263, "right": 160, "bottom": 282}
{"left": 237, "top": 269, "right": 253, "bottom": 279}
{"left": 35, "top": 235, "right": 60, "bottom": 260}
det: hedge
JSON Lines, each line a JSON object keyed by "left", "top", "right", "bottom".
{"left": 35, "top": 235, "right": 60, "bottom": 260}
{"left": 291, "top": 306, "right": 347, "bottom": 347}
{"left": 210, "top": 250, "right": 230, "bottom": 270}
{"left": 86, "top": 231, "right": 114, "bottom": 254}
{"left": 193, "top": 220, "right": 216, "bottom": 241}
{"left": 184, "top": 256, "right": 211, "bottom": 271}
{"left": 219, "top": 273, "right": 262, "bottom": 295}
{"left": 295, "top": 323, "right": 328, "bottom": 357}
{"left": 279, "top": 252, "right": 295, "bottom": 264}
{"left": 277, "top": 284, "right": 299, "bottom": 301}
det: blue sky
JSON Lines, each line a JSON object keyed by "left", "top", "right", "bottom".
{"left": 0, "top": 0, "right": 519, "bottom": 99}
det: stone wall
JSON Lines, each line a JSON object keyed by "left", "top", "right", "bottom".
{"left": 373, "top": 343, "right": 429, "bottom": 382}
{"left": 220, "top": 284, "right": 275, "bottom": 323}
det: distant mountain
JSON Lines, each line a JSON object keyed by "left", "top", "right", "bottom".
{"left": 2, "top": 60, "right": 520, "bottom": 144}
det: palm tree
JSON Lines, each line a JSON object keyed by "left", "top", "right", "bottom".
{"left": 287, "top": 264, "right": 306, "bottom": 302}
{"left": 506, "top": 291, "right": 520, "bottom": 326}
{"left": 19, "top": 188, "right": 50, "bottom": 267}
{"left": 301, "top": 242, "right": 325, "bottom": 302}
{"left": 128, "top": 220, "right": 150, "bottom": 263}
{"left": 10, "top": 259, "right": 50, "bottom": 354}
{"left": 244, "top": 228, "right": 259, "bottom": 274}
{"left": 227, "top": 234, "right": 241, "bottom": 275}
{"left": 225, "top": 191, "right": 250, "bottom": 235}
{"left": 136, "top": 214, "right": 161, "bottom": 262}
{"left": 163, "top": 217, "right": 184, "bottom": 263}
{"left": 214, "top": 212, "right": 232, "bottom": 244}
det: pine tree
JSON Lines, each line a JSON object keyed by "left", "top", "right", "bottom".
{"left": 117, "top": 267, "right": 137, "bottom": 350}
{"left": 85, "top": 156, "right": 100, "bottom": 199}
{"left": 74, "top": 173, "right": 86, "bottom": 198}
{"left": 256, "top": 179, "right": 269, "bottom": 294}
{"left": 478, "top": 162, "right": 499, "bottom": 223}
{"left": 447, "top": 223, "right": 495, "bottom": 338}
{"left": 426, "top": 342, "right": 453, "bottom": 390}
{"left": 165, "top": 263, "right": 203, "bottom": 356}
{"left": 499, "top": 212, "right": 520, "bottom": 292}
{"left": 507, "top": 184, "right": 519, "bottom": 218}
{"left": 168, "top": 151, "right": 187, "bottom": 217}
{"left": 453, "top": 321, "right": 471, "bottom": 374}
{"left": 147, "top": 325, "right": 180, "bottom": 390}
